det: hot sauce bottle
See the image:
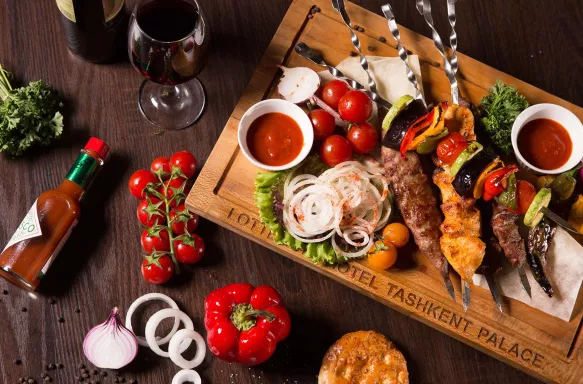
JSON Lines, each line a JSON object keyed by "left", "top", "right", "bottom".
{"left": 0, "top": 138, "right": 109, "bottom": 291}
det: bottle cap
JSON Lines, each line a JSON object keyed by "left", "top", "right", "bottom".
{"left": 85, "top": 137, "right": 109, "bottom": 159}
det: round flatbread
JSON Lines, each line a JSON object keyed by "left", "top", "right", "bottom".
{"left": 318, "top": 330, "right": 409, "bottom": 384}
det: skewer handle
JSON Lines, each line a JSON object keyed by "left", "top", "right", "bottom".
{"left": 333, "top": 0, "right": 378, "bottom": 93}
{"left": 381, "top": 3, "right": 426, "bottom": 107}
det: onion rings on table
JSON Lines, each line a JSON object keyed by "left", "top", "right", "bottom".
{"left": 172, "top": 369, "right": 202, "bottom": 384}
{"left": 168, "top": 329, "right": 206, "bottom": 369}
{"left": 283, "top": 159, "right": 391, "bottom": 258}
{"left": 145, "top": 309, "right": 194, "bottom": 358}
{"left": 125, "top": 293, "right": 184, "bottom": 347}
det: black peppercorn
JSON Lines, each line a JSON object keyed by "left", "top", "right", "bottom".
{"left": 58, "top": 317, "right": 65, "bottom": 323}
{"left": 2, "top": 289, "right": 8, "bottom": 295}
{"left": 49, "top": 298, "right": 56, "bottom": 305}
{"left": 75, "top": 309, "right": 81, "bottom": 314}
{"left": 21, "top": 307, "right": 27, "bottom": 312}
{"left": 14, "top": 359, "right": 22, "bottom": 365}
{"left": 81, "top": 369, "right": 88, "bottom": 374}
{"left": 379, "top": 36, "right": 387, "bottom": 43}
{"left": 367, "top": 45, "right": 375, "bottom": 51}
{"left": 349, "top": 51, "right": 357, "bottom": 57}
{"left": 57, "top": 364, "right": 64, "bottom": 369}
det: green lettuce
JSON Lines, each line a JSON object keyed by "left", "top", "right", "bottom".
{"left": 254, "top": 159, "right": 346, "bottom": 265}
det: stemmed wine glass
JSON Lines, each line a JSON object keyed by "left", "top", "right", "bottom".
{"left": 128, "top": 0, "right": 209, "bottom": 130}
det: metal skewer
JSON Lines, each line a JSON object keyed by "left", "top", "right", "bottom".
{"left": 462, "top": 280, "right": 471, "bottom": 313}
{"left": 294, "top": 42, "right": 392, "bottom": 111}
{"left": 332, "top": 0, "right": 378, "bottom": 93}
{"left": 380, "top": 3, "right": 426, "bottom": 107}
{"left": 541, "top": 206, "right": 581, "bottom": 235}
{"left": 517, "top": 265, "right": 532, "bottom": 298}
{"left": 485, "top": 275, "right": 503, "bottom": 313}
{"left": 446, "top": 0, "right": 460, "bottom": 102}
{"left": 444, "top": 274, "right": 456, "bottom": 301}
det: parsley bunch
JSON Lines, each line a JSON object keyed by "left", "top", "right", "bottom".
{"left": 0, "top": 64, "right": 64, "bottom": 156}
{"left": 480, "top": 81, "right": 529, "bottom": 155}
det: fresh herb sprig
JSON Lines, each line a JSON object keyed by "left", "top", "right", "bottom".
{"left": 479, "top": 81, "right": 529, "bottom": 155}
{"left": 0, "top": 64, "right": 63, "bottom": 156}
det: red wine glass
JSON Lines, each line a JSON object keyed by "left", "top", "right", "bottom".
{"left": 128, "top": 0, "right": 209, "bottom": 130}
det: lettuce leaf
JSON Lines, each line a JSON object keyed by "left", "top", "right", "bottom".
{"left": 254, "top": 160, "right": 346, "bottom": 265}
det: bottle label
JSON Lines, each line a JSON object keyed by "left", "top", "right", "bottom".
{"left": 3, "top": 200, "right": 42, "bottom": 253}
{"left": 56, "top": 0, "right": 76, "bottom": 23}
{"left": 65, "top": 153, "right": 99, "bottom": 189}
{"left": 38, "top": 219, "right": 78, "bottom": 280}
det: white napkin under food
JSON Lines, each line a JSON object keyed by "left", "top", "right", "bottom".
{"left": 318, "top": 55, "right": 583, "bottom": 322}
{"left": 473, "top": 228, "right": 583, "bottom": 321}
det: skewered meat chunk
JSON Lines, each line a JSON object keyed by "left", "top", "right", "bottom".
{"left": 433, "top": 169, "right": 485, "bottom": 282}
{"left": 491, "top": 202, "right": 527, "bottom": 266}
{"left": 381, "top": 148, "right": 449, "bottom": 278}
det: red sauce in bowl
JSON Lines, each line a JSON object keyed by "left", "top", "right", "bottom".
{"left": 247, "top": 112, "right": 304, "bottom": 166}
{"left": 517, "top": 118, "right": 572, "bottom": 170}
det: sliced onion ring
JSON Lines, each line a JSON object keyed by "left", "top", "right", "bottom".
{"left": 145, "top": 309, "right": 194, "bottom": 358}
{"left": 168, "top": 329, "right": 206, "bottom": 369}
{"left": 125, "top": 293, "right": 181, "bottom": 347}
{"left": 171, "top": 369, "right": 201, "bottom": 384}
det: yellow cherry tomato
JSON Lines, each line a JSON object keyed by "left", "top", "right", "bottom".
{"left": 368, "top": 240, "right": 398, "bottom": 270}
{"left": 382, "top": 223, "right": 410, "bottom": 248}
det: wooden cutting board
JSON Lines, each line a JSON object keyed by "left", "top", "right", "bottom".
{"left": 185, "top": 0, "right": 583, "bottom": 382}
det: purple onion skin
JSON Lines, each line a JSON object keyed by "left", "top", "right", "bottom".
{"left": 83, "top": 307, "right": 138, "bottom": 370}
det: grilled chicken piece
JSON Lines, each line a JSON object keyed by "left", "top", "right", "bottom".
{"left": 491, "top": 202, "right": 527, "bottom": 266}
{"left": 433, "top": 169, "right": 486, "bottom": 282}
{"left": 445, "top": 104, "right": 476, "bottom": 141}
{"left": 381, "top": 148, "right": 449, "bottom": 278}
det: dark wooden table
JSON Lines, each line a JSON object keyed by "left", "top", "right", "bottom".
{"left": 0, "top": 0, "right": 580, "bottom": 383}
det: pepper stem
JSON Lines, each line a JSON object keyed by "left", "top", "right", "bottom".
{"left": 230, "top": 303, "right": 276, "bottom": 331}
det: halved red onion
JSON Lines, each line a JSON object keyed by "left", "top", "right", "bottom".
{"left": 277, "top": 65, "right": 320, "bottom": 104}
{"left": 83, "top": 307, "right": 138, "bottom": 369}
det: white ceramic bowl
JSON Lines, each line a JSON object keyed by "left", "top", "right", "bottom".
{"left": 238, "top": 99, "right": 314, "bottom": 171}
{"left": 511, "top": 103, "right": 583, "bottom": 174}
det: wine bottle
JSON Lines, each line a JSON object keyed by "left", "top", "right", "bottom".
{"left": 56, "top": 0, "right": 127, "bottom": 62}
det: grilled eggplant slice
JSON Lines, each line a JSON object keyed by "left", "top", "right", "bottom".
{"left": 382, "top": 99, "right": 428, "bottom": 150}
{"left": 452, "top": 149, "right": 497, "bottom": 197}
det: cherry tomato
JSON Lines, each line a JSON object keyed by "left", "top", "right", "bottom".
{"left": 174, "top": 234, "right": 205, "bottom": 264}
{"left": 338, "top": 90, "right": 373, "bottom": 123}
{"left": 508, "top": 180, "right": 537, "bottom": 215}
{"left": 158, "top": 177, "right": 188, "bottom": 207}
{"left": 368, "top": 240, "right": 398, "bottom": 270}
{"left": 483, "top": 165, "right": 519, "bottom": 201}
{"left": 141, "top": 255, "right": 174, "bottom": 284}
{"left": 169, "top": 204, "right": 199, "bottom": 234}
{"left": 436, "top": 132, "right": 468, "bottom": 165}
{"left": 169, "top": 151, "right": 197, "bottom": 178}
{"left": 320, "top": 135, "right": 352, "bottom": 167}
{"left": 128, "top": 170, "right": 158, "bottom": 199}
{"left": 382, "top": 223, "right": 410, "bottom": 248}
{"left": 141, "top": 228, "right": 170, "bottom": 253}
{"left": 150, "top": 156, "right": 171, "bottom": 178}
{"left": 321, "top": 80, "right": 350, "bottom": 110}
{"left": 309, "top": 109, "right": 336, "bottom": 140}
{"left": 346, "top": 122, "right": 378, "bottom": 154}
{"left": 137, "top": 199, "right": 166, "bottom": 227}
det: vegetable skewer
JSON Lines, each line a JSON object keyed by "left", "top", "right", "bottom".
{"left": 332, "top": 0, "right": 378, "bottom": 93}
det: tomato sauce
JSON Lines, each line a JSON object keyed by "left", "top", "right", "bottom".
{"left": 247, "top": 112, "right": 304, "bottom": 166}
{"left": 517, "top": 118, "right": 572, "bottom": 170}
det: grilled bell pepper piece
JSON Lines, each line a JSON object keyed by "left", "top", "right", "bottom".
{"left": 416, "top": 128, "right": 449, "bottom": 155}
{"left": 399, "top": 107, "right": 436, "bottom": 157}
{"left": 497, "top": 173, "right": 518, "bottom": 210}
{"left": 204, "top": 283, "right": 291, "bottom": 366}
{"left": 407, "top": 103, "right": 447, "bottom": 150}
{"left": 568, "top": 194, "right": 583, "bottom": 234}
{"left": 482, "top": 164, "right": 519, "bottom": 201}
{"left": 473, "top": 158, "right": 503, "bottom": 199}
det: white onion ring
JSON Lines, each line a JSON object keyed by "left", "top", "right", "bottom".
{"left": 125, "top": 293, "right": 182, "bottom": 347}
{"left": 168, "top": 329, "right": 206, "bottom": 369}
{"left": 172, "top": 369, "right": 201, "bottom": 384}
{"left": 145, "top": 309, "right": 194, "bottom": 358}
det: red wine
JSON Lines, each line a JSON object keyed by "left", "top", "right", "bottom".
{"left": 56, "top": 0, "right": 127, "bottom": 63}
{"left": 130, "top": 0, "right": 208, "bottom": 85}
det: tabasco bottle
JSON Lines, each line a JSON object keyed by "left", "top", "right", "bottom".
{"left": 0, "top": 138, "right": 109, "bottom": 291}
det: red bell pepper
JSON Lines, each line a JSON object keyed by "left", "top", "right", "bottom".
{"left": 399, "top": 107, "right": 436, "bottom": 158}
{"left": 483, "top": 164, "right": 519, "bottom": 201}
{"left": 204, "top": 283, "right": 291, "bottom": 366}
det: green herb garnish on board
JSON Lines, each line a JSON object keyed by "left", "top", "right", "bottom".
{"left": 479, "top": 81, "right": 529, "bottom": 155}
{"left": 0, "top": 64, "right": 63, "bottom": 156}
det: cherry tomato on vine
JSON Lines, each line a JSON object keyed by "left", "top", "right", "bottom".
{"left": 381, "top": 223, "right": 410, "bottom": 248}
{"left": 322, "top": 80, "right": 350, "bottom": 110}
{"left": 169, "top": 151, "right": 197, "bottom": 178}
{"left": 436, "top": 132, "right": 468, "bottom": 165}
{"left": 508, "top": 180, "right": 537, "bottom": 215}
{"left": 158, "top": 177, "right": 187, "bottom": 207}
{"left": 137, "top": 199, "right": 166, "bottom": 227}
{"left": 338, "top": 90, "right": 373, "bottom": 123}
{"left": 150, "top": 156, "right": 171, "bottom": 178}
{"left": 169, "top": 204, "right": 199, "bottom": 234}
{"left": 320, "top": 135, "right": 352, "bottom": 167}
{"left": 346, "top": 122, "right": 378, "bottom": 154}
{"left": 128, "top": 170, "right": 158, "bottom": 199}
{"left": 142, "top": 255, "right": 174, "bottom": 284}
{"left": 141, "top": 228, "right": 170, "bottom": 253}
{"left": 309, "top": 109, "right": 336, "bottom": 140}
{"left": 174, "top": 234, "right": 205, "bottom": 264}
{"left": 368, "top": 240, "right": 398, "bottom": 270}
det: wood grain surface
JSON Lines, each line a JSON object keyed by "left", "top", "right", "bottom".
{"left": 0, "top": 1, "right": 580, "bottom": 384}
